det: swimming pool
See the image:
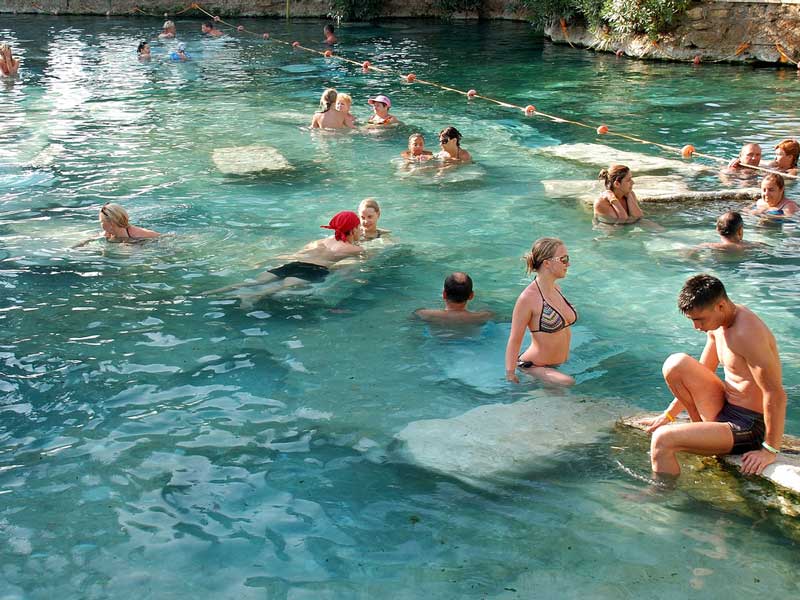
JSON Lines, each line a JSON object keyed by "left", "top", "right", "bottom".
{"left": 1, "top": 15, "right": 799, "bottom": 598}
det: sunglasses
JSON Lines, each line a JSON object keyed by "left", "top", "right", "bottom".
{"left": 550, "top": 254, "right": 570, "bottom": 265}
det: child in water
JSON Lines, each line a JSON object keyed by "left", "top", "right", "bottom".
{"left": 367, "top": 95, "right": 399, "bottom": 126}
{"left": 401, "top": 133, "right": 434, "bottom": 161}
{"left": 358, "top": 198, "right": 390, "bottom": 241}
{"left": 335, "top": 93, "right": 356, "bottom": 128}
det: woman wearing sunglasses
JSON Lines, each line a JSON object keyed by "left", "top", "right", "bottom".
{"left": 504, "top": 237, "right": 577, "bottom": 386}
{"left": 436, "top": 126, "right": 471, "bottom": 163}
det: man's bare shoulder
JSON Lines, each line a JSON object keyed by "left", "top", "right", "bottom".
{"left": 727, "top": 305, "right": 775, "bottom": 348}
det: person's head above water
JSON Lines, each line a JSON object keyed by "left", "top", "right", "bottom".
{"left": 774, "top": 139, "right": 799, "bottom": 169}
{"left": 739, "top": 143, "right": 762, "bottom": 166}
{"left": 443, "top": 272, "right": 474, "bottom": 304}
{"left": 321, "top": 211, "right": 360, "bottom": 242}
{"left": 439, "top": 127, "right": 462, "bottom": 147}
{"left": 358, "top": 198, "right": 381, "bottom": 230}
{"left": 761, "top": 172, "right": 785, "bottom": 206}
{"left": 335, "top": 92, "right": 352, "bottom": 112}
{"left": 598, "top": 164, "right": 631, "bottom": 192}
{"left": 137, "top": 41, "right": 150, "bottom": 55}
{"left": 368, "top": 95, "right": 391, "bottom": 116}
{"left": 677, "top": 274, "right": 730, "bottom": 317}
{"left": 99, "top": 202, "right": 130, "bottom": 229}
{"left": 201, "top": 21, "right": 216, "bottom": 34}
{"left": 716, "top": 210, "right": 744, "bottom": 240}
{"left": 162, "top": 20, "right": 176, "bottom": 33}
{"left": 324, "top": 24, "right": 335, "bottom": 36}
{"left": 524, "top": 237, "right": 568, "bottom": 275}
{"left": 319, "top": 87, "right": 338, "bottom": 112}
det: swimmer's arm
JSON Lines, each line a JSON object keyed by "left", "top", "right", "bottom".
{"left": 593, "top": 196, "right": 622, "bottom": 224}
{"left": 739, "top": 332, "right": 786, "bottom": 474}
{"left": 504, "top": 298, "right": 532, "bottom": 383}
{"left": 71, "top": 234, "right": 103, "bottom": 249}
{"left": 625, "top": 190, "right": 644, "bottom": 222}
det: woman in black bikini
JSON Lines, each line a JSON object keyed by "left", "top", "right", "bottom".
{"left": 505, "top": 237, "right": 577, "bottom": 386}
{"left": 98, "top": 203, "right": 160, "bottom": 243}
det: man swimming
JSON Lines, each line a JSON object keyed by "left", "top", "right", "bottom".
{"left": 644, "top": 274, "right": 787, "bottom": 480}
{"left": 414, "top": 272, "right": 494, "bottom": 325}
{"left": 695, "top": 211, "right": 760, "bottom": 251}
{"left": 205, "top": 211, "right": 363, "bottom": 307}
{"left": 723, "top": 143, "right": 762, "bottom": 175}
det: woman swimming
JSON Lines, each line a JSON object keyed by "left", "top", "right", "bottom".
{"left": 504, "top": 237, "right": 577, "bottom": 386}
{"left": 749, "top": 173, "right": 798, "bottom": 217}
{"left": 74, "top": 203, "right": 160, "bottom": 247}
{"left": 311, "top": 88, "right": 350, "bottom": 129}
{"left": 594, "top": 164, "right": 644, "bottom": 224}
{"left": 358, "top": 198, "right": 390, "bottom": 241}
{"left": 436, "top": 127, "right": 471, "bottom": 163}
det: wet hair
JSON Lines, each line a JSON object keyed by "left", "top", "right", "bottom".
{"left": 358, "top": 198, "right": 381, "bottom": 214}
{"left": 716, "top": 211, "right": 743, "bottom": 238}
{"left": 318, "top": 88, "right": 338, "bottom": 113}
{"left": 100, "top": 203, "right": 130, "bottom": 228}
{"left": 324, "top": 24, "right": 335, "bottom": 34}
{"left": 443, "top": 272, "right": 473, "bottom": 303}
{"left": 762, "top": 172, "right": 785, "bottom": 190}
{"left": 439, "top": 127, "right": 462, "bottom": 147}
{"left": 774, "top": 139, "right": 799, "bottom": 168}
{"left": 598, "top": 165, "right": 630, "bottom": 190}
{"left": 163, "top": 20, "right": 175, "bottom": 30}
{"left": 524, "top": 237, "right": 563, "bottom": 275}
{"left": 202, "top": 21, "right": 215, "bottom": 30}
{"left": 677, "top": 274, "right": 728, "bottom": 314}
{"left": 137, "top": 41, "right": 148, "bottom": 54}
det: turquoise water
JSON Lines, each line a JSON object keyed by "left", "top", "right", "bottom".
{"left": 1, "top": 15, "right": 800, "bottom": 598}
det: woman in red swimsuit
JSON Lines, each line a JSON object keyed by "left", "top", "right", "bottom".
{"left": 504, "top": 237, "right": 577, "bottom": 386}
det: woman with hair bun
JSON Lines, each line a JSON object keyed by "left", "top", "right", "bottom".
{"left": 310, "top": 88, "right": 349, "bottom": 129}
{"left": 594, "top": 164, "right": 644, "bottom": 224}
{"left": 504, "top": 237, "right": 577, "bottom": 386}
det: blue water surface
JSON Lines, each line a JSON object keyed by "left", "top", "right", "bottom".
{"left": 1, "top": 15, "right": 799, "bottom": 599}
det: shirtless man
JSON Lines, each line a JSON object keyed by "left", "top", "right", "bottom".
{"left": 201, "top": 21, "right": 224, "bottom": 37}
{"left": 645, "top": 274, "right": 787, "bottom": 479}
{"left": 414, "top": 272, "right": 494, "bottom": 325}
{"left": 205, "top": 211, "right": 363, "bottom": 307}
{"left": 695, "top": 211, "right": 759, "bottom": 251}
{"left": 323, "top": 24, "right": 337, "bottom": 45}
{"left": 723, "top": 143, "right": 762, "bottom": 175}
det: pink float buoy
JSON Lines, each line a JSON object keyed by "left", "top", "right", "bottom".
{"left": 362, "top": 60, "right": 371, "bottom": 69}
{"left": 292, "top": 41, "right": 300, "bottom": 48}
{"left": 263, "top": 33, "right": 270, "bottom": 39}
{"left": 324, "top": 50, "right": 332, "bottom": 57}
{"left": 524, "top": 105, "right": 536, "bottom": 116}
{"left": 467, "top": 89, "right": 477, "bottom": 98}
{"left": 237, "top": 25, "right": 244, "bottom": 32}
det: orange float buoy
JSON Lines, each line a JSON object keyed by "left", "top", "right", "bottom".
{"left": 597, "top": 125, "right": 609, "bottom": 135}
{"left": 405, "top": 73, "right": 416, "bottom": 83}
{"left": 362, "top": 60, "right": 371, "bottom": 69}
{"left": 292, "top": 41, "right": 300, "bottom": 48}
{"left": 693, "top": 55, "right": 701, "bottom": 65}
{"left": 467, "top": 89, "right": 477, "bottom": 98}
{"left": 237, "top": 25, "right": 244, "bottom": 32}
{"left": 263, "top": 33, "right": 270, "bottom": 39}
{"left": 681, "top": 144, "right": 695, "bottom": 159}
{"left": 524, "top": 105, "right": 536, "bottom": 116}
{"left": 324, "top": 50, "right": 332, "bottom": 57}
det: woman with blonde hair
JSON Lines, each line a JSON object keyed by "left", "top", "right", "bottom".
{"left": 504, "top": 237, "right": 577, "bottom": 386}
{"left": 0, "top": 43, "right": 20, "bottom": 77}
{"left": 358, "top": 198, "right": 390, "bottom": 241}
{"left": 335, "top": 92, "right": 356, "bottom": 127}
{"left": 594, "top": 164, "right": 643, "bottom": 224}
{"left": 768, "top": 139, "right": 799, "bottom": 176}
{"left": 159, "top": 20, "right": 177, "bottom": 39}
{"left": 98, "top": 203, "right": 160, "bottom": 242}
{"left": 310, "top": 88, "right": 349, "bottom": 129}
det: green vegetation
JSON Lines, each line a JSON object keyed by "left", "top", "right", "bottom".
{"left": 327, "top": 0, "right": 383, "bottom": 21}
{"left": 522, "top": 0, "right": 692, "bottom": 39}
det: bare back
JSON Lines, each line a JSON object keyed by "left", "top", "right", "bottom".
{"left": 312, "top": 109, "right": 348, "bottom": 129}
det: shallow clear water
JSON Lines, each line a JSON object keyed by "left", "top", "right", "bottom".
{"left": 1, "top": 15, "right": 800, "bottom": 599}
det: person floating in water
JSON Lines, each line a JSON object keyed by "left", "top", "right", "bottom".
{"left": 436, "top": 127, "right": 471, "bottom": 163}
{"left": 748, "top": 173, "right": 798, "bottom": 218}
{"left": 643, "top": 274, "right": 787, "bottom": 480}
{"left": 310, "top": 88, "right": 350, "bottom": 129}
{"left": 401, "top": 133, "right": 434, "bottom": 162}
{"left": 414, "top": 272, "right": 494, "bottom": 325}
{"left": 696, "top": 211, "right": 760, "bottom": 251}
{"left": 594, "top": 164, "right": 644, "bottom": 224}
{"left": 367, "top": 95, "right": 400, "bottom": 126}
{"left": 0, "top": 43, "right": 20, "bottom": 77}
{"left": 505, "top": 237, "right": 577, "bottom": 387}
{"left": 201, "top": 21, "right": 224, "bottom": 37}
{"left": 323, "top": 24, "right": 337, "bottom": 45}
{"left": 767, "top": 139, "right": 799, "bottom": 176}
{"left": 159, "top": 20, "right": 177, "bottom": 39}
{"left": 137, "top": 41, "right": 151, "bottom": 61}
{"left": 204, "top": 211, "right": 364, "bottom": 307}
